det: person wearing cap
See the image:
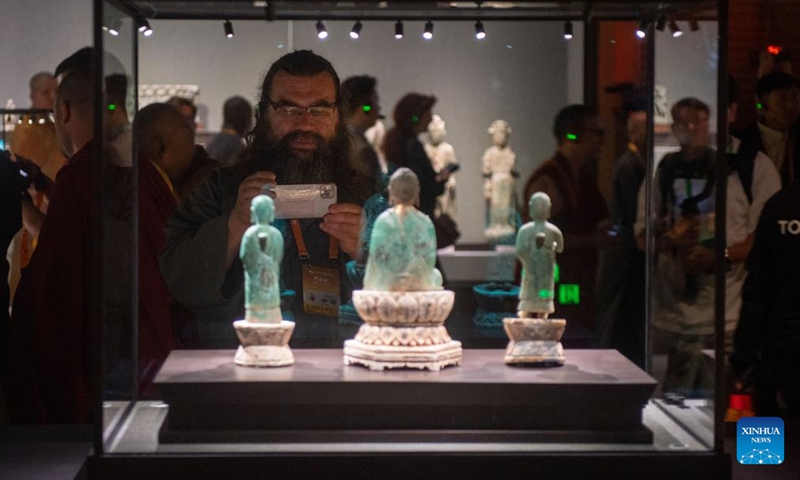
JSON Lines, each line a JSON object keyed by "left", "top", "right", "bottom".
{"left": 341, "top": 75, "right": 382, "bottom": 190}
{"left": 382, "top": 93, "right": 449, "bottom": 219}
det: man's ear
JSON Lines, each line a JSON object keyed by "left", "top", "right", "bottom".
{"left": 59, "top": 100, "right": 71, "bottom": 124}
{"left": 155, "top": 135, "right": 168, "bottom": 160}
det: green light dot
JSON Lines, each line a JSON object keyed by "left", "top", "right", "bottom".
{"left": 363, "top": 105, "right": 372, "bottom": 112}
{"left": 756, "top": 103, "right": 763, "bottom": 110}
{"left": 566, "top": 133, "right": 577, "bottom": 140}
{"left": 538, "top": 289, "right": 553, "bottom": 299}
{"left": 412, "top": 115, "right": 419, "bottom": 123}
{"left": 108, "top": 104, "right": 116, "bottom": 111}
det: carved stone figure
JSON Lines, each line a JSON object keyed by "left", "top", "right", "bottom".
{"left": 363, "top": 168, "right": 443, "bottom": 292}
{"left": 502, "top": 192, "right": 567, "bottom": 366}
{"left": 516, "top": 192, "right": 564, "bottom": 317}
{"left": 424, "top": 115, "right": 458, "bottom": 219}
{"left": 233, "top": 194, "right": 295, "bottom": 367}
{"left": 241, "top": 195, "right": 284, "bottom": 323}
{"left": 482, "top": 119, "right": 517, "bottom": 241}
{"left": 345, "top": 168, "right": 461, "bottom": 371}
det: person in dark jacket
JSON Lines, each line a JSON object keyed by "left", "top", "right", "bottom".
{"left": 731, "top": 182, "right": 800, "bottom": 419}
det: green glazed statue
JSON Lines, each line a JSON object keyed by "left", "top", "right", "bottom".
{"left": 516, "top": 192, "right": 564, "bottom": 318}
{"left": 240, "top": 195, "right": 284, "bottom": 323}
{"left": 363, "top": 168, "right": 443, "bottom": 291}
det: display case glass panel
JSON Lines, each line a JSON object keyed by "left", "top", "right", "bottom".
{"left": 93, "top": 0, "right": 725, "bottom": 463}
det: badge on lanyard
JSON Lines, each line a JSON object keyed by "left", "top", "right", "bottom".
{"left": 291, "top": 219, "right": 341, "bottom": 318}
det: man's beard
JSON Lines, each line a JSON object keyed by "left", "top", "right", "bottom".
{"left": 265, "top": 128, "right": 344, "bottom": 185}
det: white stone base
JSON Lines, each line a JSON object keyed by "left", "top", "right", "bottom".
{"left": 503, "top": 317, "right": 566, "bottom": 366}
{"left": 504, "top": 340, "right": 565, "bottom": 365}
{"left": 343, "top": 339, "right": 462, "bottom": 371}
{"left": 234, "top": 344, "right": 295, "bottom": 367}
{"left": 233, "top": 320, "right": 295, "bottom": 368}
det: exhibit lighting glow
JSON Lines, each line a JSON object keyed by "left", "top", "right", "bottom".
{"left": 636, "top": 20, "right": 648, "bottom": 39}
{"left": 28, "top": 116, "right": 34, "bottom": 125}
{"left": 475, "top": 21, "right": 486, "bottom": 40}
{"left": 669, "top": 20, "right": 683, "bottom": 37}
{"left": 656, "top": 15, "right": 666, "bottom": 32}
{"left": 350, "top": 20, "right": 363, "bottom": 39}
{"left": 423, "top": 21, "right": 434, "bottom": 40}
{"left": 137, "top": 18, "right": 153, "bottom": 36}
{"left": 109, "top": 18, "right": 122, "bottom": 36}
{"left": 316, "top": 20, "right": 328, "bottom": 39}
{"left": 394, "top": 21, "right": 404, "bottom": 39}
{"left": 224, "top": 20, "right": 234, "bottom": 38}
{"left": 38, "top": 117, "right": 46, "bottom": 124}
{"left": 563, "top": 21, "right": 573, "bottom": 40}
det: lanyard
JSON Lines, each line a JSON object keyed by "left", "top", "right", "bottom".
{"left": 290, "top": 219, "right": 339, "bottom": 263}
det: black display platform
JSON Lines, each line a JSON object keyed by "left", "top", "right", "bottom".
{"left": 156, "top": 349, "right": 657, "bottom": 444}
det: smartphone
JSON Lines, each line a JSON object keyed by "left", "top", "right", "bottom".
{"left": 263, "top": 183, "right": 337, "bottom": 219}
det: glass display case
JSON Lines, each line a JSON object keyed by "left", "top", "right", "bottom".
{"left": 86, "top": 1, "right": 731, "bottom": 477}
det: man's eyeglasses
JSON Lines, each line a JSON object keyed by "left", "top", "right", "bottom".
{"left": 266, "top": 99, "right": 337, "bottom": 118}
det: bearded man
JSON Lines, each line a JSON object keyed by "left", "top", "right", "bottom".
{"left": 159, "top": 50, "right": 374, "bottom": 331}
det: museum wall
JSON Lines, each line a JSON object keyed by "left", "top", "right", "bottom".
{"left": 0, "top": 0, "right": 92, "bottom": 114}
{"left": 136, "top": 19, "right": 572, "bottom": 244}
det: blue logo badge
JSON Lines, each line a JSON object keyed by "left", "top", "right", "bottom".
{"left": 737, "top": 417, "right": 784, "bottom": 465}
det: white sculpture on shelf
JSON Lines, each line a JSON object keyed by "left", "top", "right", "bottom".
{"left": 482, "top": 119, "right": 517, "bottom": 242}
{"left": 344, "top": 168, "right": 462, "bottom": 371}
{"left": 424, "top": 115, "right": 458, "bottom": 219}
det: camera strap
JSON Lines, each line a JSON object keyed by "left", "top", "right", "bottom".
{"left": 291, "top": 219, "right": 341, "bottom": 318}
{"left": 289, "top": 219, "right": 339, "bottom": 263}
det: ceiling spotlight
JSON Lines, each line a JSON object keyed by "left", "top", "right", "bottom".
{"left": 224, "top": 20, "right": 234, "bottom": 38}
{"left": 137, "top": 18, "right": 153, "bottom": 37}
{"left": 394, "top": 20, "right": 404, "bottom": 39}
{"left": 636, "top": 20, "right": 648, "bottom": 39}
{"left": 264, "top": 2, "right": 276, "bottom": 22}
{"left": 564, "top": 21, "right": 573, "bottom": 40}
{"left": 656, "top": 15, "right": 666, "bottom": 32}
{"left": 669, "top": 20, "right": 683, "bottom": 37}
{"left": 475, "top": 21, "right": 486, "bottom": 40}
{"left": 689, "top": 18, "right": 700, "bottom": 32}
{"left": 350, "top": 20, "right": 363, "bottom": 39}
{"left": 316, "top": 20, "right": 328, "bottom": 39}
{"left": 108, "top": 18, "right": 122, "bottom": 36}
{"left": 423, "top": 20, "right": 434, "bottom": 40}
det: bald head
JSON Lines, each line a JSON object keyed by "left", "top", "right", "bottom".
{"left": 54, "top": 68, "right": 94, "bottom": 156}
{"left": 29, "top": 72, "right": 57, "bottom": 109}
{"left": 134, "top": 103, "right": 196, "bottom": 183}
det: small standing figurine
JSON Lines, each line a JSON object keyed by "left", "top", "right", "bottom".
{"left": 345, "top": 168, "right": 461, "bottom": 371}
{"left": 503, "top": 192, "right": 567, "bottom": 366}
{"left": 232, "top": 195, "right": 295, "bottom": 367}
{"left": 241, "top": 195, "right": 284, "bottom": 323}
{"left": 482, "top": 119, "right": 518, "bottom": 243}
{"left": 516, "top": 192, "right": 564, "bottom": 318}
{"left": 424, "top": 115, "right": 458, "bottom": 220}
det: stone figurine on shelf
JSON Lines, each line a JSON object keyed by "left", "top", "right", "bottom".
{"left": 424, "top": 115, "right": 459, "bottom": 220}
{"left": 233, "top": 195, "right": 295, "bottom": 367}
{"left": 482, "top": 119, "right": 518, "bottom": 243}
{"left": 344, "top": 168, "right": 462, "bottom": 371}
{"left": 503, "top": 192, "right": 567, "bottom": 366}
